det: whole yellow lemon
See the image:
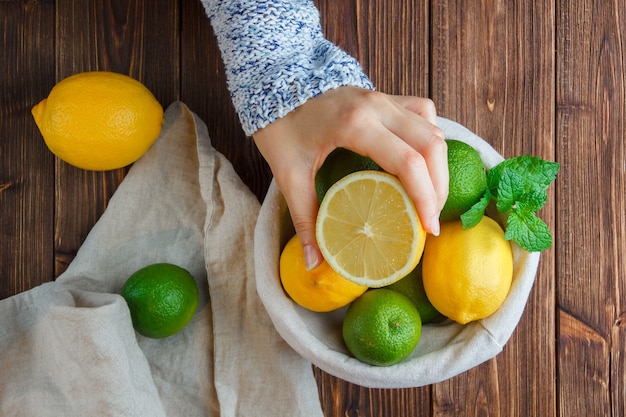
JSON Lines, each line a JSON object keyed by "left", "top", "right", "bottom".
{"left": 280, "top": 235, "right": 367, "bottom": 313}
{"left": 31, "top": 71, "right": 163, "bottom": 171}
{"left": 422, "top": 216, "right": 513, "bottom": 324}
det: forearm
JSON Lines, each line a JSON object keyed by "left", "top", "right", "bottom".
{"left": 201, "top": 0, "right": 374, "bottom": 136}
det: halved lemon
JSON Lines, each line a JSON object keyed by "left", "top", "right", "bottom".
{"left": 315, "top": 170, "right": 426, "bottom": 287}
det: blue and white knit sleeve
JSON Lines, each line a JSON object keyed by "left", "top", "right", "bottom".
{"left": 201, "top": 0, "right": 375, "bottom": 136}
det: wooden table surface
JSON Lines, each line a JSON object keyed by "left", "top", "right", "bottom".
{"left": 1, "top": 1, "right": 624, "bottom": 416}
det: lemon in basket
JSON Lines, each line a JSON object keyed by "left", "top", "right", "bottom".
{"left": 385, "top": 263, "right": 442, "bottom": 324}
{"left": 422, "top": 216, "right": 513, "bottom": 324}
{"left": 315, "top": 147, "right": 382, "bottom": 202}
{"left": 316, "top": 170, "right": 426, "bottom": 288}
{"left": 342, "top": 288, "right": 422, "bottom": 366}
{"left": 439, "top": 139, "right": 488, "bottom": 221}
{"left": 280, "top": 235, "right": 367, "bottom": 312}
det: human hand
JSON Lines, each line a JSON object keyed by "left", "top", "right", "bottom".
{"left": 253, "top": 86, "right": 448, "bottom": 270}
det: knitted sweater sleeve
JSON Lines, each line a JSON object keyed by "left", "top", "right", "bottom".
{"left": 201, "top": 0, "right": 375, "bottom": 136}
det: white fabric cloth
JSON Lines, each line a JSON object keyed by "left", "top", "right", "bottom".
{"left": 0, "top": 102, "right": 324, "bottom": 417}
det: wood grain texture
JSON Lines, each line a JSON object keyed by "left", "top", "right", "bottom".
{"left": 313, "top": 366, "right": 432, "bottom": 417}
{"left": 0, "top": 0, "right": 56, "bottom": 298}
{"left": 556, "top": 0, "right": 625, "bottom": 415}
{"left": 1, "top": 0, "right": 625, "bottom": 416}
{"left": 556, "top": 0, "right": 625, "bottom": 337}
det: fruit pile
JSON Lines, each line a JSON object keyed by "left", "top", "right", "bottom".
{"left": 280, "top": 143, "right": 558, "bottom": 366}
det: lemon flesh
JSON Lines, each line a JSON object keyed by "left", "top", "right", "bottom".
{"left": 316, "top": 171, "right": 426, "bottom": 288}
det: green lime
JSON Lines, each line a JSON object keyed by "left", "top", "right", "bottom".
{"left": 120, "top": 263, "right": 199, "bottom": 339}
{"left": 315, "top": 147, "right": 382, "bottom": 202}
{"left": 342, "top": 289, "right": 422, "bottom": 366}
{"left": 385, "top": 263, "right": 442, "bottom": 324}
{"left": 439, "top": 139, "right": 488, "bottom": 222}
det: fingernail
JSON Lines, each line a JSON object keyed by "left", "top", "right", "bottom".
{"left": 304, "top": 244, "right": 321, "bottom": 271}
{"left": 430, "top": 215, "right": 440, "bottom": 236}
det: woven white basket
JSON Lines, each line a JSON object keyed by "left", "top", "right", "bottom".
{"left": 254, "top": 118, "right": 540, "bottom": 388}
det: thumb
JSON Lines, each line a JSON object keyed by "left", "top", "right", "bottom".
{"left": 280, "top": 179, "right": 322, "bottom": 271}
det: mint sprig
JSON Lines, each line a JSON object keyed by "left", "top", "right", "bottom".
{"left": 461, "top": 156, "right": 559, "bottom": 252}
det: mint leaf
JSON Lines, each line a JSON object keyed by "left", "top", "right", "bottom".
{"left": 483, "top": 155, "right": 558, "bottom": 252}
{"left": 460, "top": 189, "right": 492, "bottom": 229}
{"left": 489, "top": 156, "right": 559, "bottom": 194}
{"left": 519, "top": 189, "right": 548, "bottom": 212}
{"left": 495, "top": 168, "right": 525, "bottom": 213}
{"left": 505, "top": 208, "right": 552, "bottom": 252}
{"left": 510, "top": 156, "right": 559, "bottom": 191}
{"left": 487, "top": 162, "right": 506, "bottom": 192}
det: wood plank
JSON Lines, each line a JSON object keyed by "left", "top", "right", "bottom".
{"left": 356, "top": 1, "right": 431, "bottom": 96}
{"left": 53, "top": 0, "right": 180, "bottom": 276}
{"left": 555, "top": 0, "right": 625, "bottom": 335}
{"left": 431, "top": 0, "right": 556, "bottom": 415}
{"left": 431, "top": 360, "right": 501, "bottom": 415}
{"left": 180, "top": 0, "right": 271, "bottom": 202}
{"left": 313, "top": 366, "right": 431, "bottom": 417}
{"left": 556, "top": 0, "right": 626, "bottom": 415}
{"left": 559, "top": 310, "right": 611, "bottom": 416}
{"left": 611, "top": 312, "right": 626, "bottom": 417}
{"left": 0, "top": 0, "right": 56, "bottom": 298}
